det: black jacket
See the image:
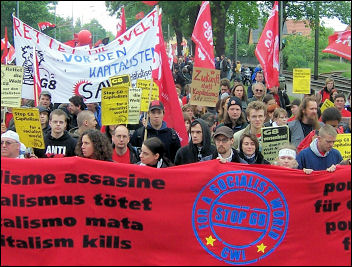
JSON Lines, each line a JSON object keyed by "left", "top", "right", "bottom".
{"left": 270, "top": 90, "right": 291, "bottom": 117}
{"left": 130, "top": 121, "right": 181, "bottom": 163}
{"left": 34, "top": 131, "right": 77, "bottom": 158}
{"left": 211, "top": 148, "right": 241, "bottom": 163}
{"left": 174, "top": 118, "right": 217, "bottom": 165}
{"left": 238, "top": 151, "right": 270, "bottom": 165}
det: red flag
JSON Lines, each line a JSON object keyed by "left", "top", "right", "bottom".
{"left": 322, "top": 30, "right": 351, "bottom": 61}
{"left": 135, "top": 11, "right": 145, "bottom": 20}
{"left": 1, "top": 27, "right": 8, "bottom": 64}
{"left": 191, "top": 1, "right": 215, "bottom": 69}
{"left": 142, "top": 1, "right": 159, "bottom": 6}
{"left": 255, "top": 1, "right": 280, "bottom": 89}
{"left": 38, "top": 21, "right": 56, "bottom": 32}
{"left": 153, "top": 13, "right": 188, "bottom": 147}
{"left": 116, "top": 7, "right": 127, "bottom": 39}
{"left": 33, "top": 47, "right": 42, "bottom": 106}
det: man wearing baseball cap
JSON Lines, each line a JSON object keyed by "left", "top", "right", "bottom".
{"left": 1, "top": 130, "right": 23, "bottom": 158}
{"left": 217, "top": 96, "right": 247, "bottom": 134}
{"left": 130, "top": 100, "right": 181, "bottom": 162}
{"left": 211, "top": 126, "right": 241, "bottom": 163}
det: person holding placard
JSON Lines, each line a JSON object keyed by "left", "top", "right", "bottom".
{"left": 130, "top": 100, "right": 181, "bottom": 163}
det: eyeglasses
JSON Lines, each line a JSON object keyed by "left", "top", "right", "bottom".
{"left": 255, "top": 89, "right": 264, "bottom": 92}
{"left": 215, "top": 138, "right": 230, "bottom": 143}
{"left": 1, "top": 140, "right": 18, "bottom": 146}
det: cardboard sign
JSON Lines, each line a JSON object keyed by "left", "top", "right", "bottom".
{"left": 1, "top": 65, "right": 24, "bottom": 107}
{"left": 12, "top": 108, "right": 45, "bottom": 149}
{"left": 190, "top": 67, "right": 220, "bottom": 107}
{"left": 137, "top": 79, "right": 159, "bottom": 112}
{"left": 101, "top": 86, "right": 129, "bottom": 125}
{"left": 333, "top": 133, "right": 351, "bottom": 160}
{"left": 293, "top": 68, "right": 311, "bottom": 94}
{"left": 109, "top": 74, "right": 131, "bottom": 88}
{"left": 320, "top": 99, "right": 335, "bottom": 114}
{"left": 261, "top": 125, "right": 290, "bottom": 163}
{"left": 128, "top": 87, "right": 142, "bottom": 124}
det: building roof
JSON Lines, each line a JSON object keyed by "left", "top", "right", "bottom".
{"left": 283, "top": 20, "right": 311, "bottom": 36}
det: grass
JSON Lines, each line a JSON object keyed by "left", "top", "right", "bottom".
{"left": 308, "top": 59, "right": 351, "bottom": 78}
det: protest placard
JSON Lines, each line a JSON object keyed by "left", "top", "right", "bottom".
{"left": 137, "top": 79, "right": 159, "bottom": 112}
{"left": 292, "top": 68, "right": 311, "bottom": 94}
{"left": 1, "top": 65, "right": 24, "bottom": 107}
{"left": 128, "top": 87, "right": 142, "bottom": 124}
{"left": 261, "top": 125, "right": 290, "bottom": 163}
{"left": 333, "top": 133, "right": 351, "bottom": 160}
{"left": 109, "top": 74, "right": 131, "bottom": 88}
{"left": 190, "top": 67, "right": 220, "bottom": 107}
{"left": 101, "top": 86, "right": 129, "bottom": 125}
{"left": 320, "top": 99, "right": 335, "bottom": 114}
{"left": 12, "top": 108, "right": 45, "bottom": 149}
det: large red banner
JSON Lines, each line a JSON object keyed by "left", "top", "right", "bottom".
{"left": 322, "top": 30, "right": 351, "bottom": 61}
{"left": 1, "top": 157, "right": 351, "bottom": 266}
{"left": 255, "top": 1, "right": 280, "bottom": 89}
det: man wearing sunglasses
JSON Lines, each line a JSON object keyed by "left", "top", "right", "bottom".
{"left": 248, "top": 82, "right": 266, "bottom": 103}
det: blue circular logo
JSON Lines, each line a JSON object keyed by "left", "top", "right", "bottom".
{"left": 192, "top": 170, "right": 289, "bottom": 265}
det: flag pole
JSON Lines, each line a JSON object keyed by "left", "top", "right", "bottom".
{"left": 144, "top": 5, "right": 159, "bottom": 141}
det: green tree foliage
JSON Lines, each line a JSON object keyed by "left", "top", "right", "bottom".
{"left": 1, "top": 1, "right": 110, "bottom": 45}
{"left": 262, "top": 1, "right": 351, "bottom": 28}
{"left": 1, "top": 1, "right": 57, "bottom": 43}
{"left": 282, "top": 27, "right": 337, "bottom": 70}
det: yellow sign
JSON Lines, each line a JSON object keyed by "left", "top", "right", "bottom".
{"left": 320, "top": 99, "right": 335, "bottom": 114}
{"left": 333, "top": 134, "right": 351, "bottom": 160}
{"left": 1, "top": 65, "right": 24, "bottom": 107}
{"left": 109, "top": 74, "right": 131, "bottom": 87}
{"left": 12, "top": 108, "right": 45, "bottom": 149}
{"left": 137, "top": 79, "right": 159, "bottom": 112}
{"left": 190, "top": 67, "right": 220, "bottom": 107}
{"left": 101, "top": 86, "right": 129, "bottom": 125}
{"left": 293, "top": 68, "right": 311, "bottom": 94}
{"left": 128, "top": 87, "right": 142, "bottom": 124}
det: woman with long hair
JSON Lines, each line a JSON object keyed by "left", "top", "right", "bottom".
{"left": 137, "top": 137, "right": 174, "bottom": 168}
{"left": 75, "top": 129, "right": 113, "bottom": 161}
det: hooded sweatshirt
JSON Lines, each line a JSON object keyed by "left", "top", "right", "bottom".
{"left": 297, "top": 138, "right": 343, "bottom": 170}
{"left": 174, "top": 118, "right": 216, "bottom": 165}
{"left": 34, "top": 131, "right": 77, "bottom": 158}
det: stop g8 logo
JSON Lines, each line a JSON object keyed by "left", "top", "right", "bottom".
{"left": 192, "top": 170, "right": 289, "bottom": 265}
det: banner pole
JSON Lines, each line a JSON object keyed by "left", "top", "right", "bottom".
{"left": 144, "top": 5, "right": 159, "bottom": 142}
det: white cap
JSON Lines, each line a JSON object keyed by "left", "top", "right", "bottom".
{"left": 278, "top": 148, "right": 296, "bottom": 159}
{"left": 1, "top": 130, "right": 20, "bottom": 143}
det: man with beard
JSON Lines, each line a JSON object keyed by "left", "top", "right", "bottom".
{"left": 288, "top": 96, "right": 319, "bottom": 147}
{"left": 211, "top": 126, "right": 240, "bottom": 163}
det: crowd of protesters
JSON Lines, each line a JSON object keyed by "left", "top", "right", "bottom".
{"left": 1, "top": 55, "right": 351, "bottom": 172}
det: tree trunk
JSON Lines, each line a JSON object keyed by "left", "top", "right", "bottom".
{"left": 175, "top": 29, "right": 183, "bottom": 56}
{"left": 212, "top": 1, "right": 230, "bottom": 57}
